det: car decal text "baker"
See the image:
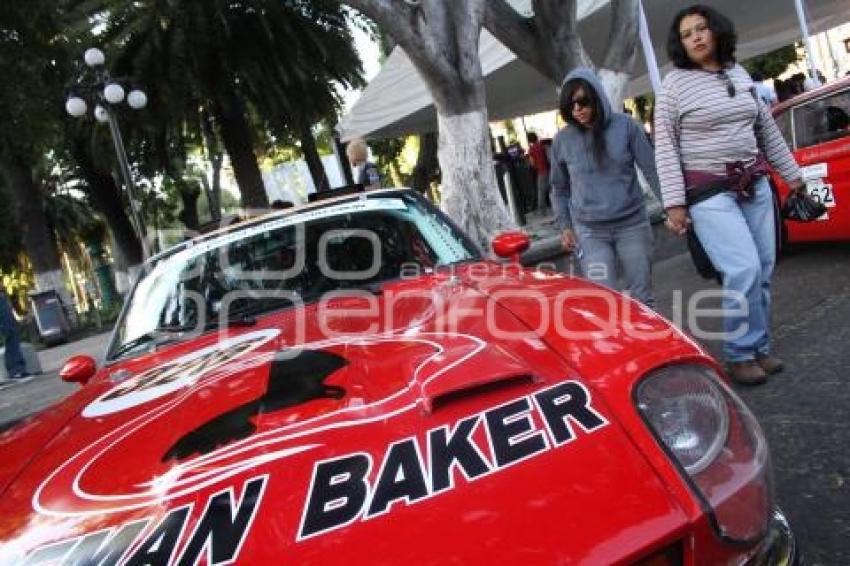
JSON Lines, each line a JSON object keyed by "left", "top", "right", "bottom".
{"left": 298, "top": 380, "right": 608, "bottom": 540}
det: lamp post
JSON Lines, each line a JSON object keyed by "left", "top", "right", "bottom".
{"left": 65, "top": 47, "right": 151, "bottom": 259}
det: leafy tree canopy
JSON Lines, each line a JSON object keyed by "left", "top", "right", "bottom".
{"left": 743, "top": 44, "right": 800, "bottom": 80}
{"left": 0, "top": 0, "right": 74, "bottom": 157}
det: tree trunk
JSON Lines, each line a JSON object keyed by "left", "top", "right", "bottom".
{"left": 596, "top": 0, "right": 639, "bottom": 109}
{"left": 410, "top": 132, "right": 438, "bottom": 197}
{"left": 437, "top": 110, "right": 513, "bottom": 246}
{"left": 412, "top": 46, "right": 514, "bottom": 246}
{"left": 597, "top": 69, "right": 631, "bottom": 111}
{"left": 0, "top": 155, "right": 69, "bottom": 299}
{"left": 214, "top": 90, "right": 268, "bottom": 210}
{"left": 334, "top": 134, "right": 354, "bottom": 186}
{"left": 176, "top": 181, "right": 201, "bottom": 230}
{"left": 344, "top": 0, "right": 515, "bottom": 248}
{"left": 70, "top": 138, "right": 144, "bottom": 268}
{"left": 298, "top": 121, "right": 330, "bottom": 192}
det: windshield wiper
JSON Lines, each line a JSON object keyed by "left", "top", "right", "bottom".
{"left": 110, "top": 331, "right": 179, "bottom": 360}
{"left": 111, "top": 315, "right": 258, "bottom": 361}
{"left": 218, "top": 295, "right": 299, "bottom": 320}
{"left": 157, "top": 314, "right": 258, "bottom": 334}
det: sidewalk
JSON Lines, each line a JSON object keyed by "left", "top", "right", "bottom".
{"left": 0, "top": 330, "right": 112, "bottom": 431}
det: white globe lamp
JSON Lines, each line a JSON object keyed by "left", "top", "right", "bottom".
{"left": 84, "top": 48, "right": 105, "bottom": 67}
{"left": 127, "top": 89, "right": 148, "bottom": 109}
{"left": 65, "top": 97, "right": 88, "bottom": 118}
{"left": 103, "top": 83, "right": 125, "bottom": 104}
{"left": 94, "top": 105, "right": 110, "bottom": 123}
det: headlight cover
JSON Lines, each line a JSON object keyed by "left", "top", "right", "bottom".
{"left": 636, "top": 365, "right": 772, "bottom": 543}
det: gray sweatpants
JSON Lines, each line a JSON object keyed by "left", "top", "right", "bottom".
{"left": 573, "top": 215, "right": 655, "bottom": 309}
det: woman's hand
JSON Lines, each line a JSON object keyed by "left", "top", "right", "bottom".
{"left": 665, "top": 206, "right": 690, "bottom": 236}
{"left": 788, "top": 178, "right": 806, "bottom": 195}
{"left": 561, "top": 229, "right": 578, "bottom": 253}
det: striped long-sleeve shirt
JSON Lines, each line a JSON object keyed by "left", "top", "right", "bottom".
{"left": 654, "top": 64, "right": 802, "bottom": 208}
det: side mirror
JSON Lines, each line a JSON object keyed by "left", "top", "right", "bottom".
{"left": 60, "top": 355, "right": 97, "bottom": 385}
{"left": 492, "top": 231, "right": 530, "bottom": 264}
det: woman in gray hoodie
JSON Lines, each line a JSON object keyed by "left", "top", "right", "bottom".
{"left": 550, "top": 67, "right": 662, "bottom": 307}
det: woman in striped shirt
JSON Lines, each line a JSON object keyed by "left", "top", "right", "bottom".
{"left": 654, "top": 4, "right": 805, "bottom": 385}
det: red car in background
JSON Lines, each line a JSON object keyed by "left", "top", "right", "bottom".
{"left": 772, "top": 76, "right": 850, "bottom": 243}
{"left": 0, "top": 189, "right": 797, "bottom": 564}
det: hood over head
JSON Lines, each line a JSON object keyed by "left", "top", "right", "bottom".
{"left": 561, "top": 67, "right": 612, "bottom": 126}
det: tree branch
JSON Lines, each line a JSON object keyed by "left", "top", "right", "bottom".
{"left": 343, "top": 0, "right": 420, "bottom": 54}
{"left": 483, "top": 0, "right": 549, "bottom": 80}
{"left": 601, "top": 0, "right": 639, "bottom": 73}
{"left": 539, "top": 0, "right": 592, "bottom": 77}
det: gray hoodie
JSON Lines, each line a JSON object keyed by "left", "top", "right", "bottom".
{"left": 550, "top": 67, "right": 661, "bottom": 230}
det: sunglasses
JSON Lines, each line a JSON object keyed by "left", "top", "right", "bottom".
{"left": 718, "top": 69, "right": 736, "bottom": 97}
{"left": 571, "top": 96, "right": 592, "bottom": 109}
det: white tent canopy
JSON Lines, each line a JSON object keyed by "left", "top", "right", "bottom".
{"left": 338, "top": 0, "right": 849, "bottom": 141}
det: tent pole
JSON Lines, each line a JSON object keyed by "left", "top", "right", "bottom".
{"left": 822, "top": 30, "right": 840, "bottom": 79}
{"left": 793, "top": 0, "right": 822, "bottom": 86}
{"left": 638, "top": 0, "right": 661, "bottom": 93}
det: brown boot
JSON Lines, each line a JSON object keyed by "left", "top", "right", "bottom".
{"left": 727, "top": 361, "right": 768, "bottom": 385}
{"left": 756, "top": 354, "right": 784, "bottom": 375}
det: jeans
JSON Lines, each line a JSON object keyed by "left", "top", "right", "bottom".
{"left": 0, "top": 294, "right": 26, "bottom": 377}
{"left": 689, "top": 176, "right": 776, "bottom": 362}
{"left": 573, "top": 214, "right": 656, "bottom": 308}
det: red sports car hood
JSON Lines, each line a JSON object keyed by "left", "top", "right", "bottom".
{"left": 0, "top": 267, "right": 691, "bottom": 564}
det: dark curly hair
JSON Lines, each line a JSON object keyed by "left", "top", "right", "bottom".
{"left": 667, "top": 4, "right": 737, "bottom": 69}
{"left": 559, "top": 77, "right": 608, "bottom": 165}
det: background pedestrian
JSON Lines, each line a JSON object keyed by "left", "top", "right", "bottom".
{"left": 0, "top": 290, "right": 29, "bottom": 381}
{"left": 346, "top": 138, "right": 381, "bottom": 190}
{"left": 751, "top": 72, "right": 778, "bottom": 107}
{"left": 526, "top": 132, "right": 551, "bottom": 214}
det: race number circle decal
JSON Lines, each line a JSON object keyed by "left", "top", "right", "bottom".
{"left": 82, "top": 329, "right": 280, "bottom": 418}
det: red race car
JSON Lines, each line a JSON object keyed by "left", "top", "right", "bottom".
{"left": 772, "top": 76, "right": 850, "bottom": 243}
{"left": 0, "top": 189, "right": 797, "bottom": 564}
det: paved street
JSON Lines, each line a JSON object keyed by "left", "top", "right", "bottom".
{"left": 653, "top": 242, "right": 850, "bottom": 565}
{"left": 1, "top": 240, "right": 847, "bottom": 563}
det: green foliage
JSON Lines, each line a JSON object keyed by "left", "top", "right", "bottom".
{"left": 369, "top": 138, "right": 408, "bottom": 186}
{"left": 0, "top": 0, "right": 74, "bottom": 158}
{"left": 46, "top": 191, "right": 107, "bottom": 251}
{"left": 0, "top": 256, "right": 35, "bottom": 314}
{"left": 72, "top": 0, "right": 365, "bottom": 164}
{"left": 631, "top": 94, "right": 654, "bottom": 124}
{"left": 75, "top": 300, "right": 121, "bottom": 332}
{"left": 743, "top": 44, "right": 800, "bottom": 80}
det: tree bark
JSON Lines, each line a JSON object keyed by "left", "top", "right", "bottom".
{"left": 176, "top": 180, "right": 201, "bottom": 230}
{"left": 410, "top": 132, "right": 438, "bottom": 197}
{"left": 214, "top": 90, "right": 268, "bottom": 210}
{"left": 483, "top": 0, "right": 639, "bottom": 105}
{"left": 70, "top": 138, "right": 144, "bottom": 268}
{"left": 344, "top": 0, "right": 514, "bottom": 247}
{"left": 298, "top": 121, "right": 330, "bottom": 192}
{"left": 0, "top": 155, "right": 69, "bottom": 298}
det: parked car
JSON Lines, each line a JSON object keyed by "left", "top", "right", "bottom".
{"left": 772, "top": 76, "right": 850, "bottom": 243}
{"left": 0, "top": 188, "right": 797, "bottom": 564}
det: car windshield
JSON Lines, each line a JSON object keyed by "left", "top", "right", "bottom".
{"left": 108, "top": 191, "right": 480, "bottom": 360}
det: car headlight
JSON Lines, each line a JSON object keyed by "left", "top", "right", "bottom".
{"left": 636, "top": 365, "right": 772, "bottom": 543}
